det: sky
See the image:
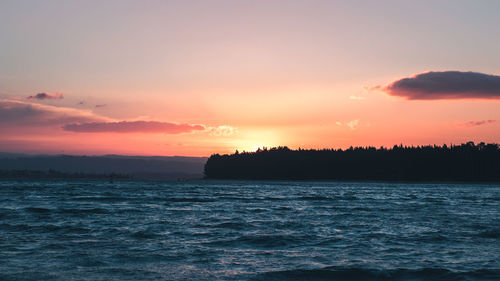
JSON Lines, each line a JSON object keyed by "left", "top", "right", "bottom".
{"left": 1, "top": 0, "right": 500, "bottom": 156}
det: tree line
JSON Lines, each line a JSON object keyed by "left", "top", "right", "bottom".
{"left": 204, "top": 142, "right": 500, "bottom": 181}
{"left": 0, "top": 169, "right": 131, "bottom": 180}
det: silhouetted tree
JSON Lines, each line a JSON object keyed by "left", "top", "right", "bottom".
{"left": 204, "top": 142, "right": 500, "bottom": 181}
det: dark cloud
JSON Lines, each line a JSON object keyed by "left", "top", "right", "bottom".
{"left": 26, "top": 92, "right": 63, "bottom": 100}
{"left": 62, "top": 121, "right": 206, "bottom": 134}
{"left": 379, "top": 71, "right": 500, "bottom": 100}
{"left": 95, "top": 104, "right": 106, "bottom": 108}
{"left": 0, "top": 99, "right": 104, "bottom": 127}
{"left": 459, "top": 120, "right": 496, "bottom": 127}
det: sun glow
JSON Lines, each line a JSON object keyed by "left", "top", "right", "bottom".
{"left": 229, "top": 129, "right": 282, "bottom": 153}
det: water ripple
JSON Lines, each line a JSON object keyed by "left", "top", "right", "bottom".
{"left": 0, "top": 180, "right": 499, "bottom": 280}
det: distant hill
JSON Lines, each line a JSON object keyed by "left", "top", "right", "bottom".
{"left": 204, "top": 142, "right": 500, "bottom": 181}
{"left": 0, "top": 153, "right": 208, "bottom": 180}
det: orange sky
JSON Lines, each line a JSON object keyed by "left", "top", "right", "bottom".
{"left": 1, "top": 1, "right": 500, "bottom": 156}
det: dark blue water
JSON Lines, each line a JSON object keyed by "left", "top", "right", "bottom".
{"left": 1, "top": 180, "right": 499, "bottom": 280}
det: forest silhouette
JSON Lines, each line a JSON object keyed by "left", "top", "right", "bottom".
{"left": 204, "top": 142, "right": 500, "bottom": 181}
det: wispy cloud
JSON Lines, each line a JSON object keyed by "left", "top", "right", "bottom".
{"left": 349, "top": 95, "right": 364, "bottom": 100}
{"left": 376, "top": 71, "right": 500, "bottom": 100}
{"left": 336, "top": 119, "right": 360, "bottom": 130}
{"left": 346, "top": 119, "right": 359, "bottom": 130}
{"left": 458, "top": 120, "right": 496, "bottom": 127}
{"left": 26, "top": 92, "right": 63, "bottom": 100}
{"left": 62, "top": 121, "right": 205, "bottom": 134}
{"left": 208, "top": 125, "right": 237, "bottom": 136}
{"left": 95, "top": 104, "right": 106, "bottom": 108}
{"left": 1, "top": 98, "right": 233, "bottom": 137}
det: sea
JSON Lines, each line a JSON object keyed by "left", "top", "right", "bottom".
{"left": 1, "top": 180, "right": 499, "bottom": 281}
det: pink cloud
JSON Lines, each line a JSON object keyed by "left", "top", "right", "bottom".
{"left": 26, "top": 92, "right": 64, "bottom": 100}
{"left": 62, "top": 121, "right": 206, "bottom": 134}
{"left": 1, "top": 99, "right": 228, "bottom": 137}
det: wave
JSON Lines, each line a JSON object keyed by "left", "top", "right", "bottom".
{"left": 207, "top": 234, "right": 313, "bottom": 248}
{"left": 297, "top": 195, "right": 359, "bottom": 201}
{"left": 163, "top": 197, "right": 215, "bottom": 203}
{"left": 23, "top": 206, "right": 111, "bottom": 215}
{"left": 0, "top": 223, "right": 90, "bottom": 233}
{"left": 211, "top": 221, "right": 248, "bottom": 230}
{"left": 130, "top": 230, "right": 161, "bottom": 239}
{"left": 71, "top": 196, "right": 130, "bottom": 202}
{"left": 25, "top": 207, "right": 52, "bottom": 213}
{"left": 477, "top": 229, "right": 500, "bottom": 239}
{"left": 299, "top": 196, "right": 331, "bottom": 201}
{"left": 56, "top": 208, "right": 110, "bottom": 215}
{"left": 253, "top": 267, "right": 500, "bottom": 281}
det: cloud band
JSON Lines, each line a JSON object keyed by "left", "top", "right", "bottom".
{"left": 62, "top": 121, "right": 205, "bottom": 134}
